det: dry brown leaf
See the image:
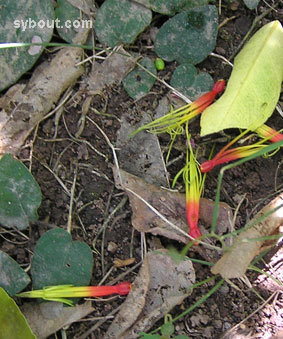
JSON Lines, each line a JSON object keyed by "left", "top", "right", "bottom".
{"left": 86, "top": 48, "right": 137, "bottom": 92}
{"left": 106, "top": 249, "right": 195, "bottom": 338}
{"left": 116, "top": 113, "right": 169, "bottom": 187}
{"left": 0, "top": 29, "right": 88, "bottom": 156}
{"left": 114, "top": 257, "right": 136, "bottom": 268}
{"left": 113, "top": 167, "right": 233, "bottom": 244}
{"left": 211, "top": 193, "right": 283, "bottom": 279}
{"left": 21, "top": 301, "right": 94, "bottom": 339}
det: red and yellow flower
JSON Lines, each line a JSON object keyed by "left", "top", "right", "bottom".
{"left": 17, "top": 282, "right": 131, "bottom": 306}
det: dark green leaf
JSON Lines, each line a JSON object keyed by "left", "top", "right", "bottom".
{"left": 95, "top": 0, "right": 152, "bottom": 47}
{"left": 0, "top": 0, "right": 54, "bottom": 91}
{"left": 123, "top": 58, "right": 157, "bottom": 100}
{"left": 154, "top": 5, "right": 218, "bottom": 64}
{"left": 0, "top": 250, "right": 30, "bottom": 296}
{"left": 170, "top": 63, "right": 214, "bottom": 100}
{"left": 0, "top": 154, "right": 41, "bottom": 230}
{"left": 31, "top": 228, "right": 93, "bottom": 290}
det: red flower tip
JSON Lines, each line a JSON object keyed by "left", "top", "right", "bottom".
{"left": 212, "top": 79, "right": 226, "bottom": 94}
{"left": 189, "top": 227, "right": 202, "bottom": 239}
{"left": 200, "top": 160, "right": 215, "bottom": 173}
{"left": 115, "top": 282, "right": 131, "bottom": 295}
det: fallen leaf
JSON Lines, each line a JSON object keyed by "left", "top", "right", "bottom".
{"left": 21, "top": 301, "right": 94, "bottom": 339}
{"left": 211, "top": 193, "right": 283, "bottom": 279}
{"left": 106, "top": 249, "right": 195, "bottom": 338}
{"left": 0, "top": 29, "right": 88, "bottom": 156}
{"left": 114, "top": 257, "right": 136, "bottom": 268}
{"left": 116, "top": 113, "right": 169, "bottom": 187}
{"left": 113, "top": 167, "right": 233, "bottom": 244}
{"left": 86, "top": 48, "right": 137, "bottom": 92}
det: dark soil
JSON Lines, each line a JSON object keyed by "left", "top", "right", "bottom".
{"left": 1, "top": 1, "right": 283, "bottom": 339}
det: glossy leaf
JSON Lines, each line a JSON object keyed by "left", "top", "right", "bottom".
{"left": 170, "top": 63, "right": 214, "bottom": 100}
{"left": 154, "top": 5, "right": 218, "bottom": 64}
{"left": 0, "top": 251, "right": 30, "bottom": 296}
{"left": 0, "top": 0, "right": 54, "bottom": 91}
{"left": 31, "top": 228, "right": 93, "bottom": 290}
{"left": 0, "top": 154, "right": 41, "bottom": 230}
{"left": 95, "top": 0, "right": 152, "bottom": 47}
{"left": 0, "top": 287, "right": 36, "bottom": 339}
{"left": 201, "top": 21, "right": 283, "bottom": 136}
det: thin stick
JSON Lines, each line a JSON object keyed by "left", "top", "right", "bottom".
{"left": 67, "top": 162, "right": 78, "bottom": 234}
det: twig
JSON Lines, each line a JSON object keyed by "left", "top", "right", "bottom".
{"left": 67, "top": 162, "right": 78, "bottom": 233}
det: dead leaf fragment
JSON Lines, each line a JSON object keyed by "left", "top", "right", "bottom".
{"left": 113, "top": 167, "right": 233, "bottom": 244}
{"left": 116, "top": 113, "right": 169, "bottom": 187}
{"left": 0, "top": 29, "right": 88, "bottom": 156}
{"left": 21, "top": 301, "right": 94, "bottom": 339}
{"left": 114, "top": 257, "right": 136, "bottom": 268}
{"left": 211, "top": 194, "right": 283, "bottom": 279}
{"left": 87, "top": 48, "right": 137, "bottom": 92}
{"left": 106, "top": 249, "right": 195, "bottom": 338}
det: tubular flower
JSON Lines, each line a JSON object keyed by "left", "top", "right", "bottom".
{"left": 200, "top": 138, "right": 270, "bottom": 173}
{"left": 130, "top": 80, "right": 226, "bottom": 137}
{"left": 173, "top": 127, "right": 205, "bottom": 241}
{"left": 16, "top": 282, "right": 131, "bottom": 306}
{"left": 255, "top": 124, "right": 283, "bottom": 143}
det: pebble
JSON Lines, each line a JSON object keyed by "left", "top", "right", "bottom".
{"left": 107, "top": 241, "right": 118, "bottom": 253}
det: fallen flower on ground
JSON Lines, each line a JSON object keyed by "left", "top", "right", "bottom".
{"left": 130, "top": 80, "right": 226, "bottom": 137}
{"left": 255, "top": 124, "right": 283, "bottom": 143}
{"left": 173, "top": 126, "right": 205, "bottom": 241}
{"left": 17, "top": 282, "right": 131, "bottom": 306}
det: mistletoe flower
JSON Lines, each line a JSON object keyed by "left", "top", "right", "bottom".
{"left": 17, "top": 282, "right": 131, "bottom": 306}
{"left": 131, "top": 80, "right": 226, "bottom": 136}
{"left": 173, "top": 128, "right": 205, "bottom": 241}
{"left": 255, "top": 124, "right": 283, "bottom": 143}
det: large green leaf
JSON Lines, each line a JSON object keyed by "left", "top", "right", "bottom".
{"left": 31, "top": 228, "right": 93, "bottom": 290}
{"left": 154, "top": 5, "right": 218, "bottom": 64}
{"left": 200, "top": 21, "right": 283, "bottom": 136}
{"left": 0, "top": 154, "right": 41, "bottom": 230}
{"left": 0, "top": 0, "right": 54, "bottom": 91}
{"left": 0, "top": 251, "right": 30, "bottom": 296}
{"left": 95, "top": 0, "right": 152, "bottom": 47}
{"left": 0, "top": 287, "right": 36, "bottom": 339}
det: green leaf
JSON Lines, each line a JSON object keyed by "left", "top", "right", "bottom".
{"left": 0, "top": 251, "right": 30, "bottom": 296}
{"left": 31, "top": 228, "right": 93, "bottom": 290}
{"left": 154, "top": 5, "right": 218, "bottom": 64}
{"left": 0, "top": 0, "right": 54, "bottom": 91}
{"left": 143, "top": 0, "right": 209, "bottom": 15}
{"left": 200, "top": 20, "right": 283, "bottom": 136}
{"left": 95, "top": 0, "right": 152, "bottom": 47}
{"left": 170, "top": 63, "right": 214, "bottom": 100}
{"left": 243, "top": 0, "right": 259, "bottom": 9}
{"left": 55, "top": 0, "right": 91, "bottom": 43}
{"left": 123, "top": 57, "right": 157, "bottom": 100}
{"left": 0, "top": 287, "right": 36, "bottom": 339}
{"left": 161, "top": 322, "right": 175, "bottom": 336}
{"left": 0, "top": 154, "right": 41, "bottom": 230}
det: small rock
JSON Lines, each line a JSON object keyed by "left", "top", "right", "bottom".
{"left": 213, "top": 319, "right": 223, "bottom": 329}
{"left": 107, "top": 241, "right": 118, "bottom": 253}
